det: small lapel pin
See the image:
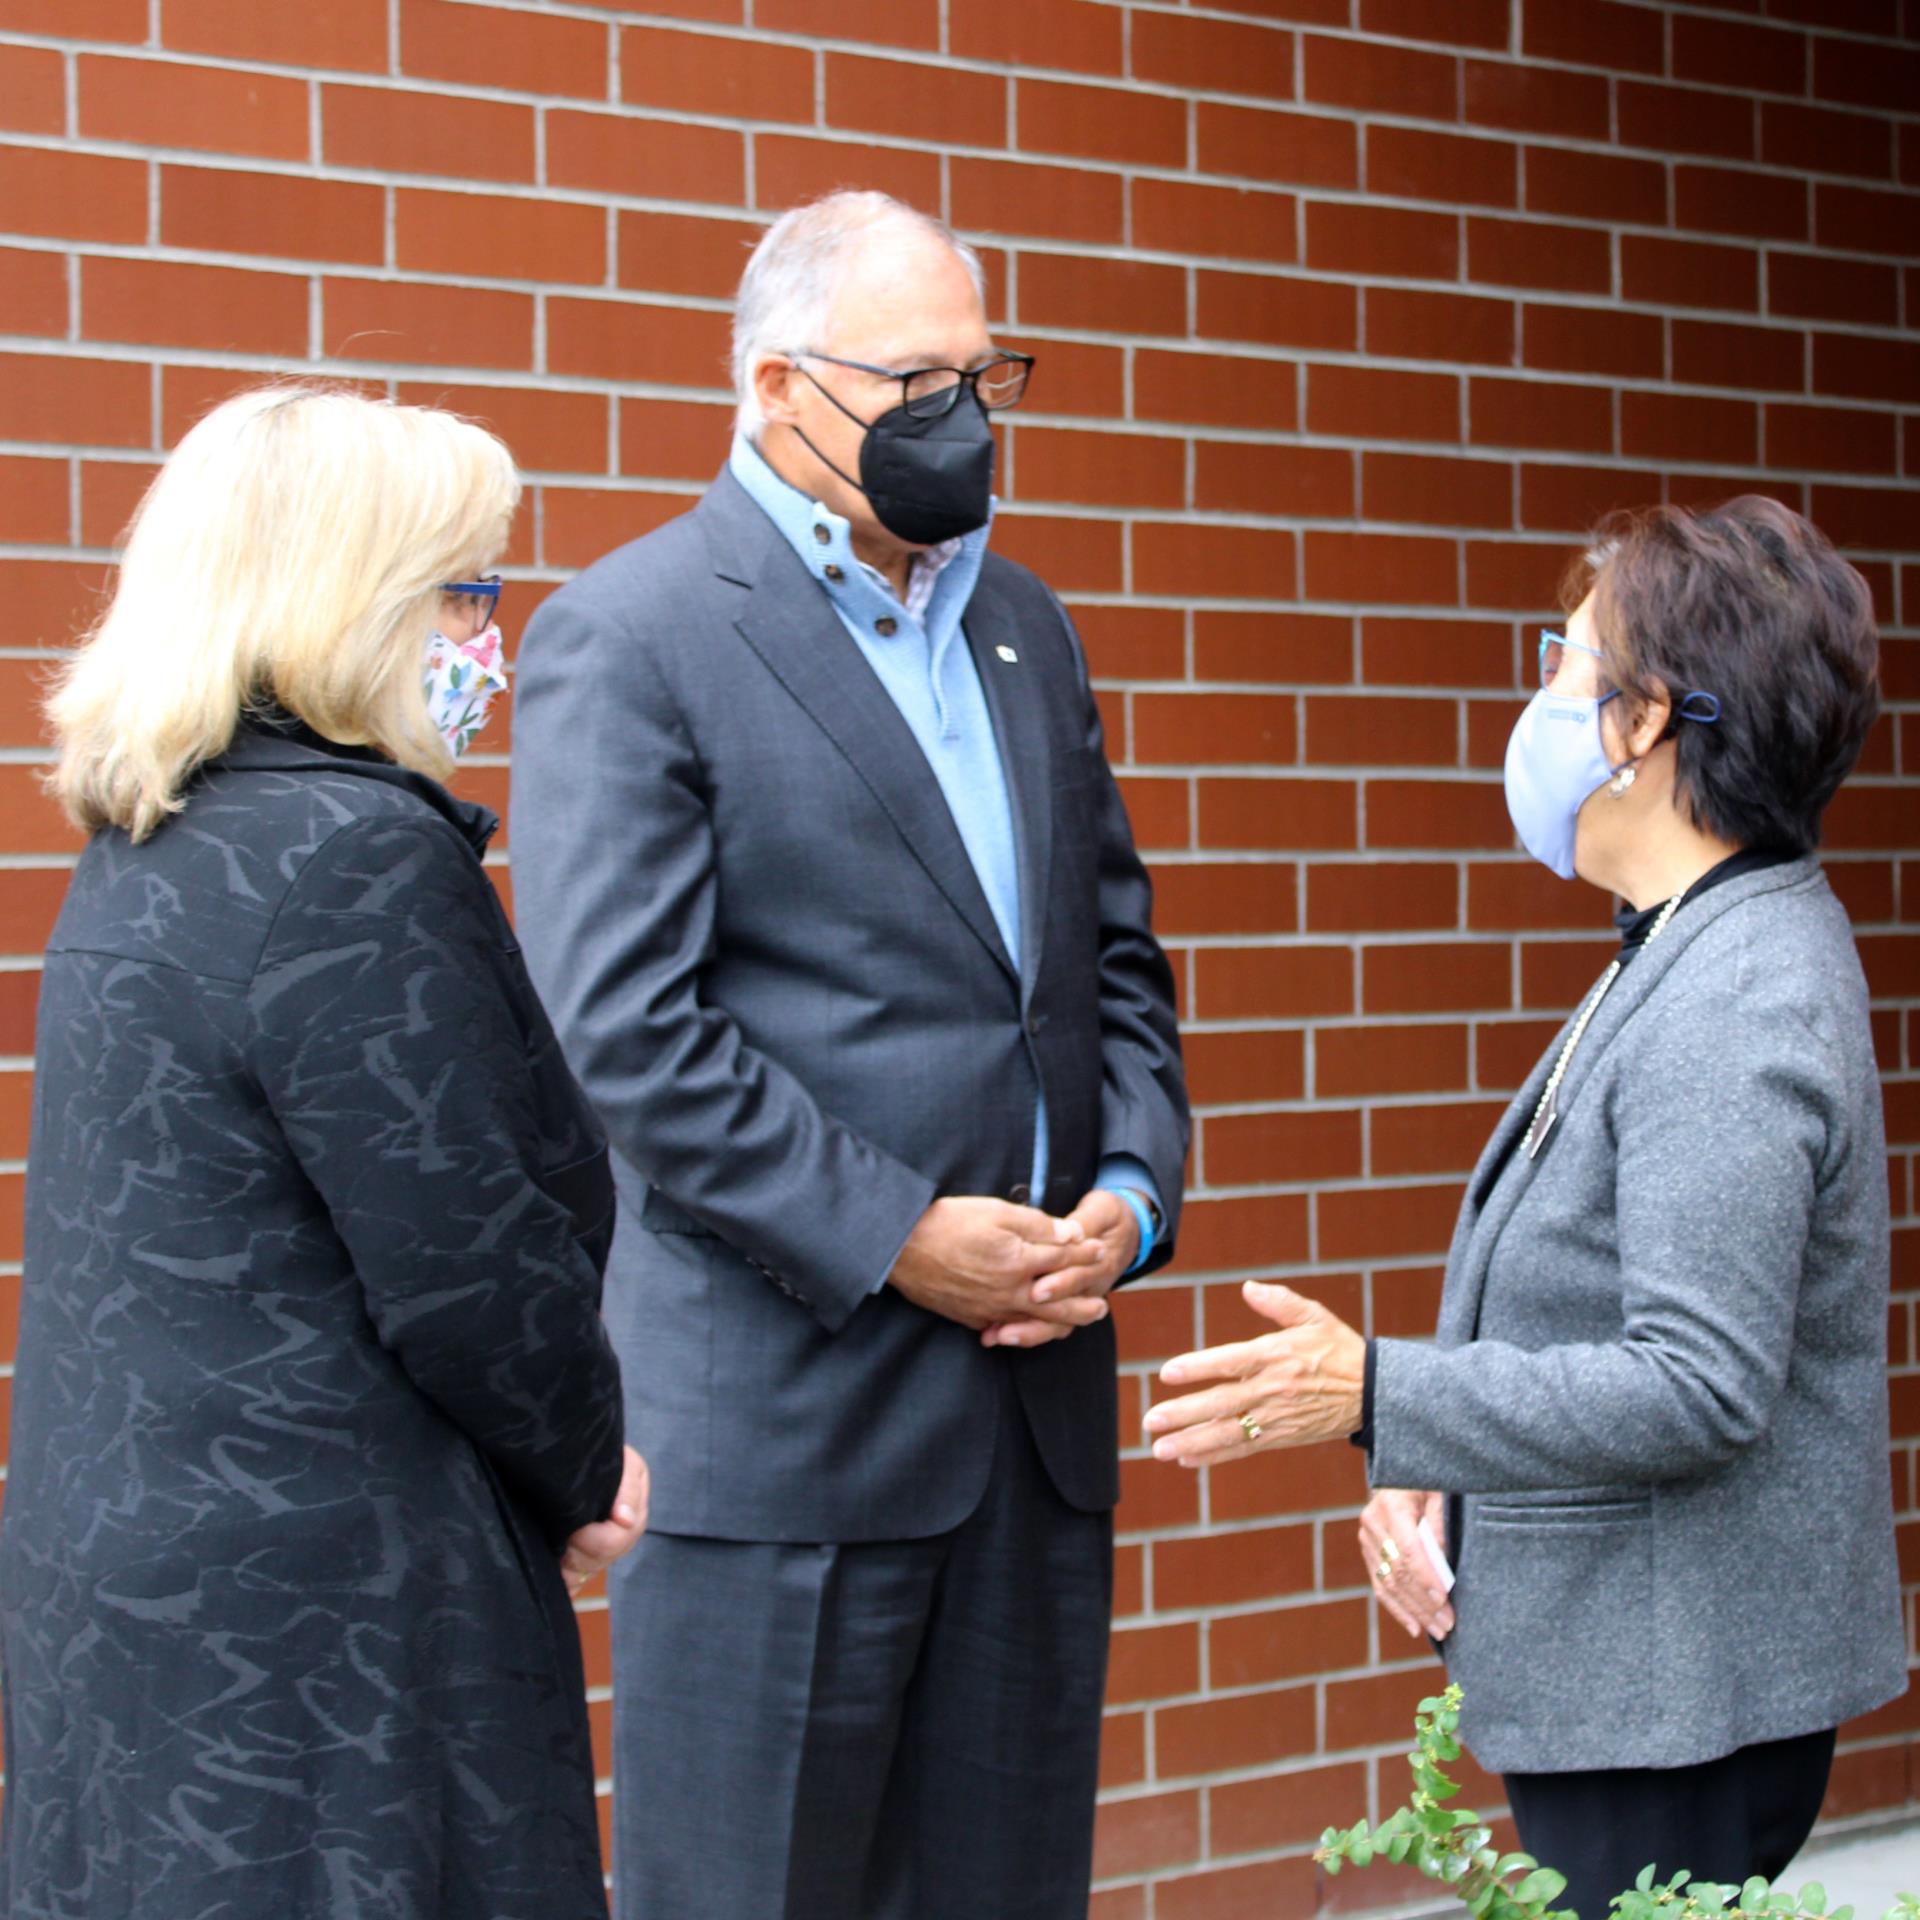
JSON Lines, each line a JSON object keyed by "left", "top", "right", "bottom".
{"left": 996, "top": 645, "right": 1018, "bottom": 663}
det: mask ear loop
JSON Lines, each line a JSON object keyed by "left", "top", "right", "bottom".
{"left": 1621, "top": 690, "right": 1721, "bottom": 795}
{"left": 786, "top": 361, "right": 875, "bottom": 503}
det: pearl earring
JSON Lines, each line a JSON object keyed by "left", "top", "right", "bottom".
{"left": 1607, "top": 764, "right": 1637, "bottom": 798}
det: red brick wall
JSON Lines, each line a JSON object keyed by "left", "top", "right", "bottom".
{"left": 1, "top": 1, "right": 1916, "bottom": 1912}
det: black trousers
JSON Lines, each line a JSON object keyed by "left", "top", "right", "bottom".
{"left": 1505, "top": 1726, "right": 1837, "bottom": 1918}
{"left": 606, "top": 1362, "right": 1113, "bottom": 1920}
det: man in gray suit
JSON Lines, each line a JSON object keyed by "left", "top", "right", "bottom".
{"left": 509, "top": 191, "right": 1189, "bottom": 1920}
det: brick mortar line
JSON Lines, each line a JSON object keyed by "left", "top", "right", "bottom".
{"left": 9, "top": 284, "right": 1919, "bottom": 364}
{"left": 0, "top": 116, "right": 1914, "bottom": 219}
{"left": 10, "top": 14, "right": 1920, "bottom": 102}
{"left": 11, "top": 121, "right": 1920, "bottom": 205}
{"left": 11, "top": 147, "right": 1920, "bottom": 272}
{"left": 7, "top": 303, "right": 1920, "bottom": 376}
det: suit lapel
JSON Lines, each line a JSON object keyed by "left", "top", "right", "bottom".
{"left": 705, "top": 478, "right": 1019, "bottom": 986}
{"left": 961, "top": 568, "right": 1053, "bottom": 1008}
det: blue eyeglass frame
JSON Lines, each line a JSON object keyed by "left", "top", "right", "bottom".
{"left": 441, "top": 574, "right": 504, "bottom": 622}
{"left": 1537, "top": 629, "right": 1722, "bottom": 724}
{"left": 1537, "top": 628, "right": 1607, "bottom": 687}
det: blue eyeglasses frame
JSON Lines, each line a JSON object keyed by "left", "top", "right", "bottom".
{"left": 1537, "top": 630, "right": 1722, "bottom": 724}
{"left": 441, "top": 575, "right": 503, "bottom": 624}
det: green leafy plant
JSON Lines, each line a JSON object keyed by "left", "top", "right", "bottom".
{"left": 1316, "top": 1686, "right": 1920, "bottom": 1920}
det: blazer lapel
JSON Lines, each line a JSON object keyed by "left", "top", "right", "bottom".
{"left": 961, "top": 568, "right": 1053, "bottom": 1007}
{"left": 706, "top": 479, "right": 1019, "bottom": 986}
{"left": 1437, "top": 854, "right": 1823, "bottom": 1345}
{"left": 1436, "top": 1039, "right": 1560, "bottom": 1345}
{"left": 1523, "top": 855, "right": 1820, "bottom": 1133}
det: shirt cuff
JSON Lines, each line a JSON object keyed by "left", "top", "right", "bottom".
{"left": 1349, "top": 1337, "right": 1377, "bottom": 1453}
{"left": 1096, "top": 1154, "right": 1164, "bottom": 1278}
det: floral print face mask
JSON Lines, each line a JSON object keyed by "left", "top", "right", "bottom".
{"left": 423, "top": 624, "right": 508, "bottom": 758}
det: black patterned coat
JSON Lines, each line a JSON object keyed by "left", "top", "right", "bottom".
{"left": 0, "top": 721, "right": 625, "bottom": 1920}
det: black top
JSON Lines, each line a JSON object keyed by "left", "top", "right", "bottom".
{"left": 1613, "top": 845, "right": 1797, "bottom": 966}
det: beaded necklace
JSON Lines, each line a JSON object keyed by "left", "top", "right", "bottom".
{"left": 1521, "top": 888, "right": 1685, "bottom": 1160}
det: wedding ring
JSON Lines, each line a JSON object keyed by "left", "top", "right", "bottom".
{"left": 1376, "top": 1538, "right": 1400, "bottom": 1583}
{"left": 1238, "top": 1412, "right": 1263, "bottom": 1442}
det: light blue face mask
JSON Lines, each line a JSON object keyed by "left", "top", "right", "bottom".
{"left": 1504, "top": 629, "right": 1725, "bottom": 880}
{"left": 1502, "top": 687, "right": 1625, "bottom": 881}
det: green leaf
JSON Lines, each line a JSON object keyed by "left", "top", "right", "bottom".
{"left": 1518, "top": 1869, "right": 1570, "bottom": 1907}
{"left": 1498, "top": 1854, "right": 1538, "bottom": 1877}
{"left": 1351, "top": 1839, "right": 1374, "bottom": 1867}
{"left": 1639, "top": 1868, "right": 1660, "bottom": 1894}
{"left": 1741, "top": 1882, "right": 1771, "bottom": 1910}
{"left": 1387, "top": 1833, "right": 1413, "bottom": 1864}
{"left": 1797, "top": 1887, "right": 1826, "bottom": 1917}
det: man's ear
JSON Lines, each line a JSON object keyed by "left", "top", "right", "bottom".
{"left": 754, "top": 352, "right": 799, "bottom": 428}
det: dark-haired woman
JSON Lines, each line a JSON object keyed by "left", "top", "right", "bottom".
{"left": 1144, "top": 496, "right": 1905, "bottom": 1912}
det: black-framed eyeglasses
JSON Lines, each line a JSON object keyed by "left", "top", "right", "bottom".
{"left": 789, "top": 349, "right": 1035, "bottom": 419}
{"left": 441, "top": 575, "right": 503, "bottom": 628}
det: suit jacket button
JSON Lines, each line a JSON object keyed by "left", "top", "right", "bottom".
{"left": 1027, "top": 1013, "right": 1046, "bottom": 1036}
{"left": 1007, "top": 1182, "right": 1031, "bottom": 1204}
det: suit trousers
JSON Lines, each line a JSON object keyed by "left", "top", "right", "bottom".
{"left": 1503, "top": 1726, "right": 1837, "bottom": 1917}
{"left": 606, "top": 1360, "right": 1114, "bottom": 1920}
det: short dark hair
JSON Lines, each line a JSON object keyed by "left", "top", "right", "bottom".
{"left": 1567, "top": 496, "right": 1880, "bottom": 854}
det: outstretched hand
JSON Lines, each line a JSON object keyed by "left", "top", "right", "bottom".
{"left": 561, "top": 1444, "right": 649, "bottom": 1597}
{"left": 1144, "top": 1281, "right": 1366, "bottom": 1465}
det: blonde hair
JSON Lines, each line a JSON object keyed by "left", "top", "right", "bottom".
{"left": 48, "top": 382, "right": 519, "bottom": 842}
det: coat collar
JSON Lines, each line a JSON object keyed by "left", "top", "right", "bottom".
{"left": 697, "top": 468, "right": 1048, "bottom": 995}
{"left": 1440, "top": 855, "right": 1825, "bottom": 1345}
{"left": 210, "top": 712, "right": 498, "bottom": 854}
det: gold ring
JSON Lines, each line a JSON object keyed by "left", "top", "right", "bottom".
{"left": 1238, "top": 1412, "right": 1263, "bottom": 1442}
{"left": 1381, "top": 1537, "right": 1400, "bottom": 1565}
{"left": 1376, "top": 1551, "right": 1394, "bottom": 1582}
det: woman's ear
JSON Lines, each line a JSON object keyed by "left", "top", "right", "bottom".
{"left": 1605, "top": 679, "right": 1673, "bottom": 766}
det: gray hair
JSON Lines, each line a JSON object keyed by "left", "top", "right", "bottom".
{"left": 730, "top": 191, "right": 986, "bottom": 434}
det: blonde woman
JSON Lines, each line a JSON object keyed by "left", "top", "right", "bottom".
{"left": 2, "top": 385, "right": 646, "bottom": 1920}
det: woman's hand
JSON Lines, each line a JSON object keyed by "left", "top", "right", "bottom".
{"left": 1144, "top": 1281, "right": 1366, "bottom": 1465}
{"left": 560, "top": 1445, "right": 649, "bottom": 1597}
{"left": 1360, "top": 1488, "right": 1455, "bottom": 1642}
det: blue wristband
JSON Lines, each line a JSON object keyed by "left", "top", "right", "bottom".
{"left": 1104, "top": 1185, "right": 1156, "bottom": 1278}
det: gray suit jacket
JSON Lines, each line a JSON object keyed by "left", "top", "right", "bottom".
{"left": 508, "top": 469, "right": 1188, "bottom": 1543}
{"left": 1373, "top": 859, "right": 1906, "bottom": 1772}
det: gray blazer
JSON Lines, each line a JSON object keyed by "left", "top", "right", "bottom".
{"left": 508, "top": 470, "right": 1188, "bottom": 1544}
{"left": 1373, "top": 859, "right": 1906, "bottom": 1773}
